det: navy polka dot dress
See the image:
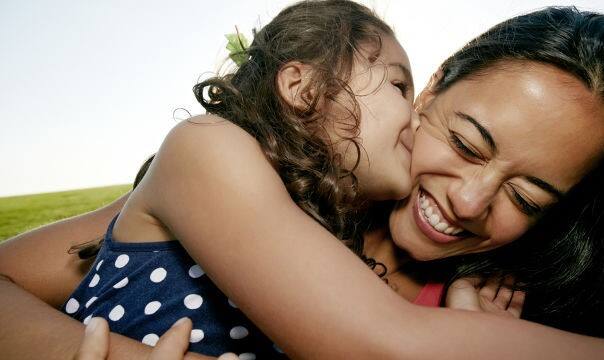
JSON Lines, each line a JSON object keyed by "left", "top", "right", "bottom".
{"left": 63, "top": 216, "right": 288, "bottom": 358}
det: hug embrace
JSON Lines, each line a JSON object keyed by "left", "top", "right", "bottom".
{"left": 1, "top": 1, "right": 604, "bottom": 359}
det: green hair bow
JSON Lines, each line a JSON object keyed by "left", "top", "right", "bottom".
{"left": 225, "top": 28, "right": 250, "bottom": 66}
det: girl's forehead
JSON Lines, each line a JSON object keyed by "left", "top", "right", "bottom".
{"left": 380, "top": 36, "right": 410, "bottom": 65}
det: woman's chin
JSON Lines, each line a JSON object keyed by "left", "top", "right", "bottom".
{"left": 394, "top": 240, "right": 439, "bottom": 261}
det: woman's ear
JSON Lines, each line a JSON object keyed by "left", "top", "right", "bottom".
{"left": 414, "top": 69, "right": 444, "bottom": 114}
{"left": 276, "top": 61, "right": 315, "bottom": 111}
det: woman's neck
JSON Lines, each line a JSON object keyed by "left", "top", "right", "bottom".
{"left": 362, "top": 227, "right": 426, "bottom": 302}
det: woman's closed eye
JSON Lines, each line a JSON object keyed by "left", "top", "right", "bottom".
{"left": 507, "top": 184, "right": 542, "bottom": 216}
{"left": 448, "top": 132, "right": 485, "bottom": 161}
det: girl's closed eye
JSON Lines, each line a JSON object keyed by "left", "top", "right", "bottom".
{"left": 393, "top": 81, "right": 411, "bottom": 99}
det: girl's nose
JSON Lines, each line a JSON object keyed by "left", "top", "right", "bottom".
{"left": 411, "top": 108, "right": 421, "bottom": 133}
{"left": 401, "top": 109, "right": 420, "bottom": 152}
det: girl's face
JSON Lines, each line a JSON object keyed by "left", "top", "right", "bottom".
{"left": 327, "top": 35, "right": 417, "bottom": 201}
{"left": 389, "top": 61, "right": 604, "bottom": 261}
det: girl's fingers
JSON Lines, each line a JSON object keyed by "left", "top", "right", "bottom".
{"left": 74, "top": 317, "right": 110, "bottom": 360}
{"left": 507, "top": 290, "right": 527, "bottom": 318}
{"left": 149, "top": 317, "right": 193, "bottom": 360}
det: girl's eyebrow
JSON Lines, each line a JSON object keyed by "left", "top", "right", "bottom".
{"left": 388, "top": 63, "right": 414, "bottom": 88}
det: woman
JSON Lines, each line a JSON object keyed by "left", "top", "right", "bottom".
{"left": 1, "top": 5, "right": 604, "bottom": 359}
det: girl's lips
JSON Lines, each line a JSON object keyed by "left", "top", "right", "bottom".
{"left": 412, "top": 189, "right": 467, "bottom": 244}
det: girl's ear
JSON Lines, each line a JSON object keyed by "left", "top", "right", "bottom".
{"left": 276, "top": 61, "right": 315, "bottom": 111}
{"left": 414, "top": 69, "right": 444, "bottom": 115}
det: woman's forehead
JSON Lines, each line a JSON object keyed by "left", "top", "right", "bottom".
{"left": 435, "top": 62, "right": 604, "bottom": 189}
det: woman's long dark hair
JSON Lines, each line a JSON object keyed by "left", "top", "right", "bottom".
{"left": 411, "top": 6, "right": 604, "bottom": 336}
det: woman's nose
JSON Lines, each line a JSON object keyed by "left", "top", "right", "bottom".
{"left": 448, "top": 172, "right": 499, "bottom": 221}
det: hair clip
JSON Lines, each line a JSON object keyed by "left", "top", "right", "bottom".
{"left": 225, "top": 26, "right": 250, "bottom": 66}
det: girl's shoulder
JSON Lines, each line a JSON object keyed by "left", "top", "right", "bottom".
{"left": 167, "top": 114, "right": 261, "bottom": 151}
{"left": 159, "top": 114, "right": 269, "bottom": 172}
{"left": 148, "top": 114, "right": 285, "bottom": 200}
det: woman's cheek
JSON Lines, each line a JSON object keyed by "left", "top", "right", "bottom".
{"left": 409, "top": 127, "right": 456, "bottom": 180}
{"left": 489, "top": 207, "right": 532, "bottom": 248}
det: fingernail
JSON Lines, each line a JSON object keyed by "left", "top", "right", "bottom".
{"left": 85, "top": 317, "right": 100, "bottom": 334}
{"left": 172, "top": 317, "right": 190, "bottom": 328}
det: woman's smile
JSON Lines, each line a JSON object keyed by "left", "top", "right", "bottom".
{"left": 414, "top": 188, "right": 469, "bottom": 243}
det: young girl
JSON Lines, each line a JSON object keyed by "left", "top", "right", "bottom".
{"left": 62, "top": 0, "right": 420, "bottom": 357}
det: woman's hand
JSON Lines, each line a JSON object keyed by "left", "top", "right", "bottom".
{"left": 75, "top": 317, "right": 239, "bottom": 360}
{"left": 445, "top": 277, "right": 526, "bottom": 318}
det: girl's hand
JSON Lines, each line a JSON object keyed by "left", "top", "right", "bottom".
{"left": 75, "top": 317, "right": 239, "bottom": 360}
{"left": 445, "top": 277, "right": 526, "bottom": 318}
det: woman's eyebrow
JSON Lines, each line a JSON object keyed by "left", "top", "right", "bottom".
{"left": 454, "top": 111, "right": 497, "bottom": 154}
{"left": 388, "top": 62, "right": 414, "bottom": 89}
{"left": 525, "top": 176, "right": 564, "bottom": 199}
{"left": 454, "top": 111, "right": 565, "bottom": 199}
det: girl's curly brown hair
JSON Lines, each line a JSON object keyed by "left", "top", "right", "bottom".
{"left": 71, "top": 0, "right": 394, "bottom": 258}
{"left": 195, "top": 0, "right": 393, "bottom": 243}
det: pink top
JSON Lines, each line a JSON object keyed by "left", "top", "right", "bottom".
{"left": 412, "top": 283, "right": 445, "bottom": 307}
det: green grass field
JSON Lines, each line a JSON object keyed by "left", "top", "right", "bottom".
{"left": 0, "top": 184, "right": 131, "bottom": 242}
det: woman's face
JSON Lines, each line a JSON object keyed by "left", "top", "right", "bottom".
{"left": 389, "top": 61, "right": 604, "bottom": 261}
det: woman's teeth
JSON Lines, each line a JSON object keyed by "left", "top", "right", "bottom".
{"left": 419, "top": 194, "right": 464, "bottom": 235}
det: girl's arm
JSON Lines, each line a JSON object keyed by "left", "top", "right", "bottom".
{"left": 0, "top": 194, "right": 212, "bottom": 359}
{"left": 143, "top": 118, "right": 604, "bottom": 359}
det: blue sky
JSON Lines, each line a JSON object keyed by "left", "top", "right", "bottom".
{"left": 1, "top": 0, "right": 602, "bottom": 197}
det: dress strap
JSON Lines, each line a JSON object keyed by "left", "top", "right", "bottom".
{"left": 103, "top": 214, "right": 120, "bottom": 245}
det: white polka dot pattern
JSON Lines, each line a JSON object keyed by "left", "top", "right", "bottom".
{"left": 142, "top": 334, "right": 159, "bottom": 346}
{"left": 144, "top": 301, "right": 162, "bottom": 315}
{"left": 85, "top": 297, "right": 98, "bottom": 308}
{"left": 189, "top": 329, "right": 205, "bottom": 343}
{"left": 88, "top": 274, "right": 100, "bottom": 288}
{"left": 108, "top": 305, "right": 125, "bottom": 321}
{"left": 113, "top": 277, "right": 129, "bottom": 289}
{"left": 115, "top": 254, "right": 130, "bottom": 268}
{"left": 65, "top": 298, "right": 79, "bottom": 314}
{"left": 188, "top": 264, "right": 204, "bottom": 278}
{"left": 229, "top": 326, "right": 249, "bottom": 340}
{"left": 150, "top": 267, "right": 167, "bottom": 283}
{"left": 62, "top": 222, "right": 286, "bottom": 356}
{"left": 184, "top": 294, "right": 203, "bottom": 309}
